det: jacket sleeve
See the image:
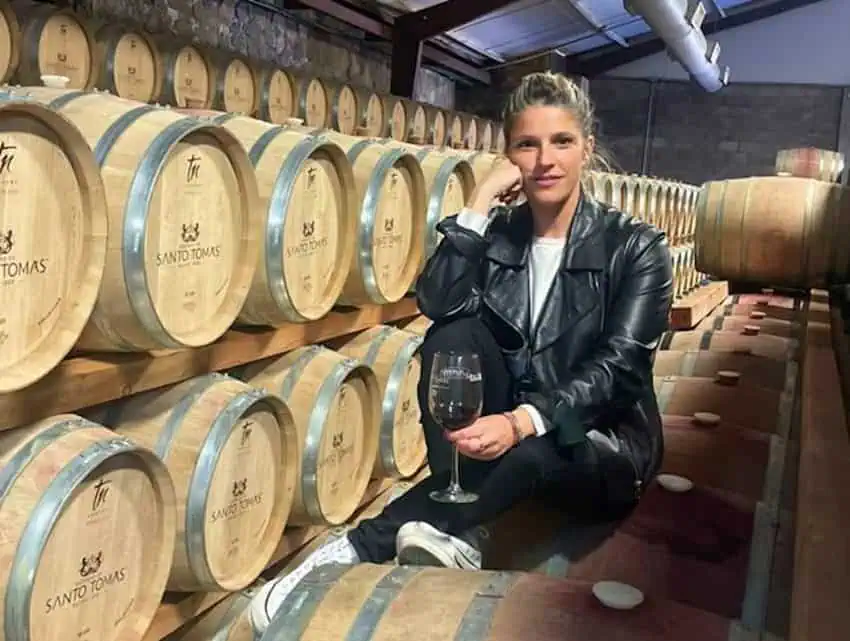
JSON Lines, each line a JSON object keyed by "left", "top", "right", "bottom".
{"left": 517, "top": 229, "right": 674, "bottom": 448}
{"left": 414, "top": 210, "right": 493, "bottom": 320}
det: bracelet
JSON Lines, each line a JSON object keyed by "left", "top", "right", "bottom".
{"left": 503, "top": 412, "right": 525, "bottom": 446}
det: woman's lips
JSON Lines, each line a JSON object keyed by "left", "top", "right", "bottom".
{"left": 532, "top": 175, "right": 563, "bottom": 188}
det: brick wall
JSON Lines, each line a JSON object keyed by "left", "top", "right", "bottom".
{"left": 590, "top": 77, "right": 844, "bottom": 184}
{"left": 47, "top": 0, "right": 455, "bottom": 108}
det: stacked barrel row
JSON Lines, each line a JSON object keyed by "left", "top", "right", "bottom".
{"left": 695, "top": 173, "right": 850, "bottom": 291}
{"left": 587, "top": 171, "right": 706, "bottom": 300}
{"left": 0, "top": 85, "right": 510, "bottom": 395}
{"left": 775, "top": 147, "right": 845, "bottom": 183}
{"left": 0, "top": 1, "right": 503, "bottom": 150}
{"left": 185, "top": 290, "right": 812, "bottom": 641}
{"left": 0, "top": 312, "right": 434, "bottom": 641}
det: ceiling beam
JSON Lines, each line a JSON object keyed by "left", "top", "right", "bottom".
{"left": 564, "top": 0, "right": 629, "bottom": 48}
{"left": 393, "top": 0, "right": 525, "bottom": 41}
{"left": 576, "top": 0, "right": 826, "bottom": 75}
{"left": 283, "top": 0, "right": 490, "bottom": 83}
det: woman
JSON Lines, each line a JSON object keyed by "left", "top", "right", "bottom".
{"left": 250, "top": 71, "right": 673, "bottom": 634}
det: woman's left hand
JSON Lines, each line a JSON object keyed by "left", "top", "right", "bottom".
{"left": 447, "top": 414, "right": 516, "bottom": 460}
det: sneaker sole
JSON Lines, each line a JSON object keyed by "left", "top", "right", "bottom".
{"left": 397, "top": 545, "right": 451, "bottom": 568}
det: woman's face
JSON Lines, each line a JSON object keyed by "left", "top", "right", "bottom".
{"left": 506, "top": 105, "right": 592, "bottom": 210}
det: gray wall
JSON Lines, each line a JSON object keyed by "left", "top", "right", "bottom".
{"left": 55, "top": 0, "right": 455, "bottom": 108}
{"left": 590, "top": 77, "right": 845, "bottom": 185}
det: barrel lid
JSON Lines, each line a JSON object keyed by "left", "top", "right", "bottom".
{"left": 692, "top": 411, "right": 721, "bottom": 427}
{"left": 592, "top": 581, "right": 644, "bottom": 610}
{"left": 657, "top": 473, "right": 694, "bottom": 493}
{"left": 715, "top": 370, "right": 741, "bottom": 385}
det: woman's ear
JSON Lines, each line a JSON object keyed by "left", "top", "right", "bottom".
{"left": 583, "top": 135, "right": 596, "bottom": 167}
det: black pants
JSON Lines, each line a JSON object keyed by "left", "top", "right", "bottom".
{"left": 347, "top": 317, "right": 635, "bottom": 564}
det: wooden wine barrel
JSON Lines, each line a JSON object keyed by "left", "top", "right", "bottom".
{"left": 461, "top": 113, "right": 478, "bottom": 150}
{"left": 11, "top": 87, "right": 261, "bottom": 351}
{"left": 660, "top": 416, "right": 780, "bottom": 502}
{"left": 326, "top": 81, "right": 359, "bottom": 134}
{"left": 406, "top": 100, "right": 427, "bottom": 144}
{"left": 238, "top": 345, "right": 381, "bottom": 526}
{"left": 654, "top": 375, "right": 791, "bottom": 434}
{"left": 0, "top": 414, "right": 176, "bottom": 641}
{"left": 13, "top": 3, "right": 94, "bottom": 88}
{"left": 357, "top": 88, "right": 385, "bottom": 138}
{"left": 0, "top": 95, "right": 108, "bottom": 393}
{"left": 698, "top": 314, "right": 801, "bottom": 340}
{"left": 726, "top": 292, "right": 803, "bottom": 310}
{"left": 261, "top": 562, "right": 741, "bottom": 641}
{"left": 208, "top": 114, "right": 356, "bottom": 325}
{"left": 423, "top": 106, "right": 445, "bottom": 146}
{"left": 477, "top": 119, "right": 493, "bottom": 152}
{"left": 653, "top": 349, "right": 794, "bottom": 393}
{"left": 493, "top": 123, "right": 505, "bottom": 153}
{"left": 659, "top": 329, "right": 800, "bottom": 362}
{"left": 176, "top": 583, "right": 262, "bottom": 641}
{"left": 294, "top": 76, "right": 329, "bottom": 128}
{"left": 448, "top": 112, "right": 462, "bottom": 148}
{"left": 158, "top": 42, "right": 215, "bottom": 108}
{"left": 320, "top": 133, "right": 427, "bottom": 305}
{"left": 337, "top": 325, "right": 426, "bottom": 479}
{"left": 776, "top": 147, "right": 845, "bottom": 183}
{"left": 0, "top": 2, "right": 20, "bottom": 84}
{"left": 93, "top": 25, "right": 162, "bottom": 103}
{"left": 696, "top": 176, "right": 850, "bottom": 288}
{"left": 385, "top": 96, "right": 406, "bottom": 141}
{"left": 716, "top": 301, "right": 798, "bottom": 323}
{"left": 101, "top": 373, "right": 298, "bottom": 592}
{"left": 213, "top": 55, "right": 259, "bottom": 116}
{"left": 256, "top": 67, "right": 295, "bottom": 124}
{"left": 623, "top": 175, "right": 645, "bottom": 219}
{"left": 465, "top": 150, "right": 503, "bottom": 186}
{"left": 399, "top": 314, "right": 431, "bottom": 334}
{"left": 566, "top": 483, "right": 757, "bottom": 620}
{"left": 413, "top": 149, "right": 475, "bottom": 259}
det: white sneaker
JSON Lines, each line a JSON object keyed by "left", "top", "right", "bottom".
{"left": 395, "top": 521, "right": 484, "bottom": 570}
{"left": 249, "top": 532, "right": 359, "bottom": 635}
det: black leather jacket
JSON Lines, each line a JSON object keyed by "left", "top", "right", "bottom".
{"left": 415, "top": 195, "right": 674, "bottom": 493}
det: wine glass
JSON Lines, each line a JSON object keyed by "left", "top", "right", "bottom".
{"left": 427, "top": 351, "right": 483, "bottom": 504}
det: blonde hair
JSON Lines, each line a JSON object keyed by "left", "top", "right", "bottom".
{"left": 501, "top": 71, "right": 618, "bottom": 188}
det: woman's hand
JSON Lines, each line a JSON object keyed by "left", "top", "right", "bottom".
{"left": 446, "top": 410, "right": 534, "bottom": 460}
{"left": 467, "top": 161, "right": 523, "bottom": 215}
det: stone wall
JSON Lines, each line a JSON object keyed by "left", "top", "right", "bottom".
{"left": 38, "top": 0, "right": 455, "bottom": 108}
{"left": 590, "top": 76, "right": 844, "bottom": 184}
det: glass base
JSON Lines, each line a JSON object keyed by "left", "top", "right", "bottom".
{"left": 429, "top": 485, "right": 479, "bottom": 504}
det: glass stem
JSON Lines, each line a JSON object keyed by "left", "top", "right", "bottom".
{"left": 450, "top": 445, "right": 462, "bottom": 492}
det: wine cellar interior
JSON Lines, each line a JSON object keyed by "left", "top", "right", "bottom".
{"left": 0, "top": 0, "right": 848, "bottom": 640}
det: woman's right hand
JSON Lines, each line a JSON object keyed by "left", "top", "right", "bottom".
{"left": 467, "top": 161, "right": 523, "bottom": 215}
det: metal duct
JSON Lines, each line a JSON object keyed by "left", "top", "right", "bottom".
{"left": 625, "top": 0, "right": 730, "bottom": 92}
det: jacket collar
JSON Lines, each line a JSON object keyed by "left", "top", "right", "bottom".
{"left": 485, "top": 192, "right": 608, "bottom": 271}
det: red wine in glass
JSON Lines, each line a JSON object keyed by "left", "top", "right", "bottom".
{"left": 428, "top": 351, "right": 483, "bottom": 504}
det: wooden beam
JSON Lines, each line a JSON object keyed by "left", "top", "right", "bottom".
{"left": 394, "top": 0, "right": 524, "bottom": 41}
{"left": 390, "top": 30, "right": 423, "bottom": 98}
{"left": 283, "top": 0, "right": 490, "bottom": 83}
{"left": 577, "top": 0, "right": 826, "bottom": 75}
